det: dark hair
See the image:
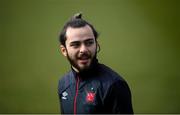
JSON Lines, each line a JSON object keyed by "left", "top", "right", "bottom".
{"left": 59, "top": 13, "right": 99, "bottom": 46}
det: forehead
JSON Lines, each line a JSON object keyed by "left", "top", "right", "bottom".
{"left": 65, "top": 25, "right": 95, "bottom": 42}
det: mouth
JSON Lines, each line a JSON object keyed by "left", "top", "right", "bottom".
{"left": 78, "top": 55, "right": 90, "bottom": 64}
{"left": 79, "top": 59, "right": 89, "bottom": 64}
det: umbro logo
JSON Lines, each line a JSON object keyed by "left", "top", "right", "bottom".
{"left": 62, "top": 91, "right": 68, "bottom": 100}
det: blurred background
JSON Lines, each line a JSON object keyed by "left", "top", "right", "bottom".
{"left": 0, "top": 0, "right": 179, "bottom": 113}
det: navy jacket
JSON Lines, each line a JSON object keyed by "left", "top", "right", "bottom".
{"left": 58, "top": 62, "right": 133, "bottom": 114}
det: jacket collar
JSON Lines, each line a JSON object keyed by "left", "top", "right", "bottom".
{"left": 60, "top": 59, "right": 100, "bottom": 93}
{"left": 71, "top": 58, "right": 99, "bottom": 80}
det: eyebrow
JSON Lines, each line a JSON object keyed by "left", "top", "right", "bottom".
{"left": 70, "top": 38, "right": 94, "bottom": 44}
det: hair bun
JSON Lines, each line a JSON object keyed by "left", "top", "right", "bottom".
{"left": 72, "top": 12, "right": 82, "bottom": 19}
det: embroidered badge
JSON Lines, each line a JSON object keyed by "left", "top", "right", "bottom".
{"left": 86, "top": 92, "right": 95, "bottom": 103}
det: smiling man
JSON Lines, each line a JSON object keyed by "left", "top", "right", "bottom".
{"left": 58, "top": 13, "right": 133, "bottom": 114}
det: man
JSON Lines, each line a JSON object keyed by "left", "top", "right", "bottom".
{"left": 58, "top": 13, "right": 133, "bottom": 114}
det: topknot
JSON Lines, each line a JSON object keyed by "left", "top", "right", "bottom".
{"left": 71, "top": 12, "right": 82, "bottom": 20}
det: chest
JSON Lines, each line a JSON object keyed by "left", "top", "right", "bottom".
{"left": 60, "top": 81, "right": 103, "bottom": 113}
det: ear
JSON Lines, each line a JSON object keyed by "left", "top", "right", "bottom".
{"left": 60, "top": 45, "right": 67, "bottom": 57}
{"left": 96, "top": 42, "right": 101, "bottom": 53}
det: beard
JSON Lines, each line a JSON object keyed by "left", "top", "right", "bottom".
{"left": 66, "top": 51, "right": 97, "bottom": 73}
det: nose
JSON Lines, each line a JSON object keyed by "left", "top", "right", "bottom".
{"left": 79, "top": 44, "right": 88, "bottom": 53}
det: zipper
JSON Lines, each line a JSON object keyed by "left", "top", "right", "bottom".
{"left": 74, "top": 75, "right": 80, "bottom": 114}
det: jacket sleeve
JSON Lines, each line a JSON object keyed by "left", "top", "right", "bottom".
{"left": 104, "top": 80, "right": 134, "bottom": 114}
{"left": 58, "top": 93, "right": 64, "bottom": 113}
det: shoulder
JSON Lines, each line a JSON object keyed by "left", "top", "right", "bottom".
{"left": 97, "top": 63, "right": 125, "bottom": 82}
{"left": 58, "top": 71, "right": 73, "bottom": 94}
{"left": 96, "top": 63, "right": 130, "bottom": 93}
{"left": 59, "top": 71, "right": 71, "bottom": 84}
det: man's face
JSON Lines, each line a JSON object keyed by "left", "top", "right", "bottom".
{"left": 61, "top": 25, "right": 97, "bottom": 72}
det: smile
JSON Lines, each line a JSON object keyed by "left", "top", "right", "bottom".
{"left": 78, "top": 58, "right": 90, "bottom": 64}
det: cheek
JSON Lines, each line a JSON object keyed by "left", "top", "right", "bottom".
{"left": 66, "top": 48, "right": 78, "bottom": 57}
{"left": 90, "top": 45, "right": 97, "bottom": 54}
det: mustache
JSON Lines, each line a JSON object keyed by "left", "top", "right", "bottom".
{"left": 77, "top": 53, "right": 91, "bottom": 59}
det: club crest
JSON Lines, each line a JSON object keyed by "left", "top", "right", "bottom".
{"left": 86, "top": 92, "right": 95, "bottom": 103}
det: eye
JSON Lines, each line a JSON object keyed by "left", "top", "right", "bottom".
{"left": 85, "top": 40, "right": 94, "bottom": 46}
{"left": 70, "top": 42, "right": 80, "bottom": 48}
